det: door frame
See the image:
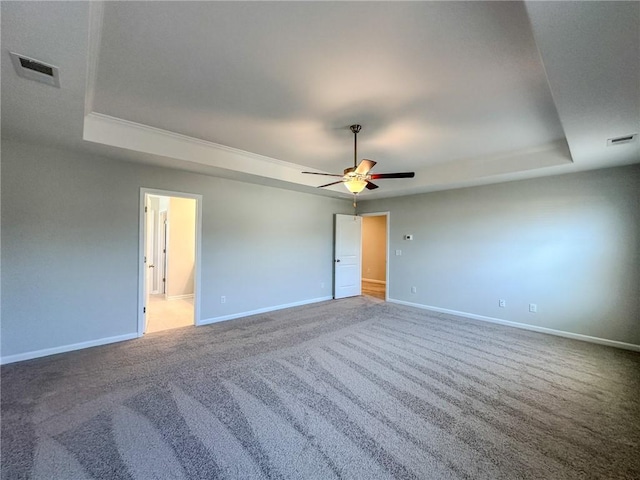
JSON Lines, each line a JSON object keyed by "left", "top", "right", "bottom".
{"left": 138, "top": 188, "right": 203, "bottom": 336}
{"left": 359, "top": 212, "right": 390, "bottom": 301}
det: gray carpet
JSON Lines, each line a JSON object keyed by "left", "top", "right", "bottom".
{"left": 2, "top": 297, "right": 639, "bottom": 479}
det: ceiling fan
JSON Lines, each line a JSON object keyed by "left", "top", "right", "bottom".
{"left": 302, "top": 124, "right": 415, "bottom": 198}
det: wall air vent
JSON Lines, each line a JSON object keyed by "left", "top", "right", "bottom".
{"left": 607, "top": 134, "right": 637, "bottom": 146}
{"left": 9, "top": 52, "right": 60, "bottom": 87}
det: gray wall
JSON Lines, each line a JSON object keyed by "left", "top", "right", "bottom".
{"left": 1, "top": 140, "right": 351, "bottom": 359}
{"left": 358, "top": 165, "right": 640, "bottom": 345}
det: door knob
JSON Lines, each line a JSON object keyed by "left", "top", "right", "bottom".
{"left": 148, "top": 264, "right": 155, "bottom": 268}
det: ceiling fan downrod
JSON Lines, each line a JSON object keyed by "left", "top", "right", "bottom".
{"left": 350, "top": 124, "right": 361, "bottom": 169}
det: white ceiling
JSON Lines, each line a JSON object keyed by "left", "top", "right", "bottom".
{"left": 2, "top": 1, "right": 639, "bottom": 200}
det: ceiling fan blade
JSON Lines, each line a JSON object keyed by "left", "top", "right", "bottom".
{"left": 365, "top": 181, "right": 379, "bottom": 190}
{"left": 355, "top": 159, "right": 377, "bottom": 175}
{"left": 369, "top": 172, "right": 415, "bottom": 179}
{"left": 302, "top": 172, "right": 344, "bottom": 177}
{"left": 316, "top": 180, "right": 345, "bottom": 188}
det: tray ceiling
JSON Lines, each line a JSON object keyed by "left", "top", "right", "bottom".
{"left": 2, "top": 1, "right": 638, "bottom": 199}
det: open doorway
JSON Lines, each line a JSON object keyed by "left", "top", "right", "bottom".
{"left": 138, "top": 189, "right": 202, "bottom": 335}
{"left": 361, "top": 213, "right": 389, "bottom": 301}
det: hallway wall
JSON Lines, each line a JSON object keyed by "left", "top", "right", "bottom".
{"left": 361, "top": 215, "right": 387, "bottom": 282}
{"left": 166, "top": 197, "right": 196, "bottom": 298}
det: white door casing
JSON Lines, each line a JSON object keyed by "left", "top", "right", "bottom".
{"left": 334, "top": 214, "right": 362, "bottom": 299}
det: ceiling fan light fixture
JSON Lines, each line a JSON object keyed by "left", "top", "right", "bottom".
{"left": 344, "top": 178, "right": 368, "bottom": 194}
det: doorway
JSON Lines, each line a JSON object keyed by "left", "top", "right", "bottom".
{"left": 360, "top": 213, "right": 389, "bottom": 301}
{"left": 138, "top": 189, "right": 202, "bottom": 336}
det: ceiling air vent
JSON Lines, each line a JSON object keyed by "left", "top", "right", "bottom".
{"left": 9, "top": 52, "right": 60, "bottom": 87}
{"left": 607, "top": 134, "right": 637, "bottom": 146}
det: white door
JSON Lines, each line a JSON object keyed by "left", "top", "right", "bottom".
{"left": 334, "top": 214, "right": 362, "bottom": 299}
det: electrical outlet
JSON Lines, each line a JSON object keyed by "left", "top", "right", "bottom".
{"left": 320, "top": 282, "right": 325, "bottom": 289}
{"left": 411, "top": 286, "right": 417, "bottom": 294}
{"left": 499, "top": 299, "right": 506, "bottom": 308}
{"left": 529, "top": 303, "right": 537, "bottom": 313}
{"left": 221, "top": 296, "right": 226, "bottom": 304}
{"left": 395, "top": 249, "right": 402, "bottom": 256}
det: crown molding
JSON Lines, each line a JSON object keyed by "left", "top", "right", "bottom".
{"left": 83, "top": 112, "right": 331, "bottom": 188}
{"left": 84, "top": 112, "right": 574, "bottom": 199}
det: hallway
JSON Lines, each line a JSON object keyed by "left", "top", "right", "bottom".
{"left": 146, "top": 294, "right": 194, "bottom": 333}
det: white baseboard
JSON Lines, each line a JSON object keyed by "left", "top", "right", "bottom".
{"left": 387, "top": 299, "right": 640, "bottom": 352}
{"left": 0, "top": 333, "right": 139, "bottom": 365}
{"left": 199, "top": 296, "right": 333, "bottom": 326}
{"left": 362, "top": 278, "right": 386, "bottom": 285}
{"left": 166, "top": 294, "right": 194, "bottom": 301}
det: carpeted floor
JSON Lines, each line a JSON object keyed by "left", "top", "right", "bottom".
{"left": 2, "top": 297, "right": 639, "bottom": 479}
